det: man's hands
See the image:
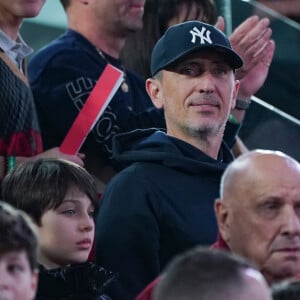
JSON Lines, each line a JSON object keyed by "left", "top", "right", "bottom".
{"left": 216, "top": 15, "right": 275, "bottom": 99}
{"left": 216, "top": 15, "right": 275, "bottom": 122}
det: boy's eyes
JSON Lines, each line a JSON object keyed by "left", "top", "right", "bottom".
{"left": 88, "top": 210, "right": 95, "bottom": 218}
{"left": 8, "top": 263, "right": 24, "bottom": 274}
{"left": 62, "top": 209, "right": 76, "bottom": 215}
{"left": 61, "top": 209, "right": 95, "bottom": 217}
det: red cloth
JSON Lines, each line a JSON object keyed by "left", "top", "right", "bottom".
{"left": 135, "top": 234, "right": 229, "bottom": 300}
{"left": 210, "top": 233, "right": 230, "bottom": 250}
{"left": 135, "top": 277, "right": 160, "bottom": 300}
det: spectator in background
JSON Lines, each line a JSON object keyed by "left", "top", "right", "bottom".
{"left": 96, "top": 20, "right": 243, "bottom": 300}
{"left": 122, "top": 0, "right": 218, "bottom": 79}
{"left": 2, "top": 158, "right": 116, "bottom": 299}
{"left": 0, "top": 201, "right": 39, "bottom": 300}
{"left": 253, "top": 0, "right": 300, "bottom": 120}
{"left": 0, "top": 0, "right": 84, "bottom": 182}
{"left": 153, "top": 247, "right": 272, "bottom": 300}
{"left": 28, "top": 0, "right": 165, "bottom": 192}
{"left": 215, "top": 149, "right": 300, "bottom": 285}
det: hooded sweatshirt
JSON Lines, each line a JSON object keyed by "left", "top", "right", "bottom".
{"left": 36, "top": 262, "right": 117, "bottom": 300}
{"left": 95, "top": 129, "right": 234, "bottom": 300}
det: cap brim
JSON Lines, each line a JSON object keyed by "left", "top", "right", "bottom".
{"left": 154, "top": 44, "right": 243, "bottom": 75}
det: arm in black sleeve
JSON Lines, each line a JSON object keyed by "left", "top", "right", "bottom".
{"left": 95, "top": 166, "right": 161, "bottom": 300}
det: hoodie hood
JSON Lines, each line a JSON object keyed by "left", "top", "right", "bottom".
{"left": 112, "top": 129, "right": 233, "bottom": 176}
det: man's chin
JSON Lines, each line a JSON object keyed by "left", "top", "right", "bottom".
{"left": 263, "top": 263, "right": 300, "bottom": 284}
{"left": 190, "top": 124, "right": 223, "bottom": 138}
{"left": 124, "top": 18, "right": 144, "bottom": 32}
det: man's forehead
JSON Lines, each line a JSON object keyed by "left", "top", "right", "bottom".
{"left": 172, "top": 50, "right": 234, "bottom": 68}
{"left": 183, "top": 51, "right": 231, "bottom": 63}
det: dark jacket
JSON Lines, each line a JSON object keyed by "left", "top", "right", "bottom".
{"left": 28, "top": 30, "right": 164, "bottom": 166}
{"left": 95, "top": 129, "right": 234, "bottom": 300}
{"left": 36, "top": 262, "right": 117, "bottom": 300}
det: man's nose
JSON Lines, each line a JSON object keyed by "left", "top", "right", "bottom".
{"left": 281, "top": 207, "right": 300, "bottom": 237}
{"left": 197, "top": 72, "right": 215, "bottom": 93}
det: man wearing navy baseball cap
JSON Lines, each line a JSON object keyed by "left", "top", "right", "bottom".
{"left": 151, "top": 20, "right": 243, "bottom": 76}
{"left": 96, "top": 21, "right": 244, "bottom": 300}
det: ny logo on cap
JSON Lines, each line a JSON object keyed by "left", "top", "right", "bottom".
{"left": 190, "top": 26, "right": 212, "bottom": 45}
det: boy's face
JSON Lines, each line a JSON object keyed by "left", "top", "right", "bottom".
{"left": 0, "top": 251, "right": 38, "bottom": 300}
{"left": 38, "top": 187, "right": 95, "bottom": 269}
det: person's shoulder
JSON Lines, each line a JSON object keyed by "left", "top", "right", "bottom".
{"left": 34, "top": 30, "right": 94, "bottom": 56}
{"left": 101, "top": 162, "right": 160, "bottom": 201}
{"left": 126, "top": 68, "right": 146, "bottom": 82}
{"left": 30, "top": 31, "right": 76, "bottom": 62}
{"left": 28, "top": 30, "right": 99, "bottom": 77}
{"left": 107, "top": 162, "right": 149, "bottom": 186}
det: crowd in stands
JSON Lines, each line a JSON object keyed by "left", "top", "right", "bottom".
{"left": 0, "top": 0, "right": 299, "bottom": 300}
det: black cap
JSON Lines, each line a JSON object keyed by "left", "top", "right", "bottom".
{"left": 151, "top": 20, "right": 243, "bottom": 76}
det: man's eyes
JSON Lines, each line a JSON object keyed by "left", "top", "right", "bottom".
{"left": 181, "top": 68, "right": 196, "bottom": 76}
{"left": 213, "top": 66, "right": 228, "bottom": 75}
{"left": 257, "top": 200, "right": 300, "bottom": 218}
{"left": 178, "top": 64, "right": 229, "bottom": 77}
{"left": 264, "top": 202, "right": 281, "bottom": 210}
{"left": 258, "top": 202, "right": 281, "bottom": 218}
{"left": 179, "top": 65, "right": 202, "bottom": 76}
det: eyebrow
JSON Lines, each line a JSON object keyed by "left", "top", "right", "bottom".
{"left": 60, "top": 199, "right": 95, "bottom": 209}
{"left": 180, "top": 57, "right": 230, "bottom": 66}
{"left": 61, "top": 199, "right": 79, "bottom": 204}
{"left": 4, "top": 252, "right": 24, "bottom": 260}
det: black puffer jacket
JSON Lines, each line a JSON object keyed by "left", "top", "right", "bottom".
{"left": 36, "top": 262, "right": 117, "bottom": 300}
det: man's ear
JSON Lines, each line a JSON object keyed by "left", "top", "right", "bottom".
{"left": 146, "top": 78, "right": 164, "bottom": 109}
{"left": 215, "top": 199, "right": 230, "bottom": 244}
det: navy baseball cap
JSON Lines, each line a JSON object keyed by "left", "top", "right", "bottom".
{"left": 151, "top": 20, "right": 243, "bottom": 76}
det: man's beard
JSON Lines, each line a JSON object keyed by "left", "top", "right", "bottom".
{"left": 183, "top": 121, "right": 226, "bottom": 142}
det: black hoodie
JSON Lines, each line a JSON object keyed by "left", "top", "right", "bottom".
{"left": 96, "top": 129, "right": 234, "bottom": 300}
{"left": 36, "top": 262, "right": 117, "bottom": 300}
